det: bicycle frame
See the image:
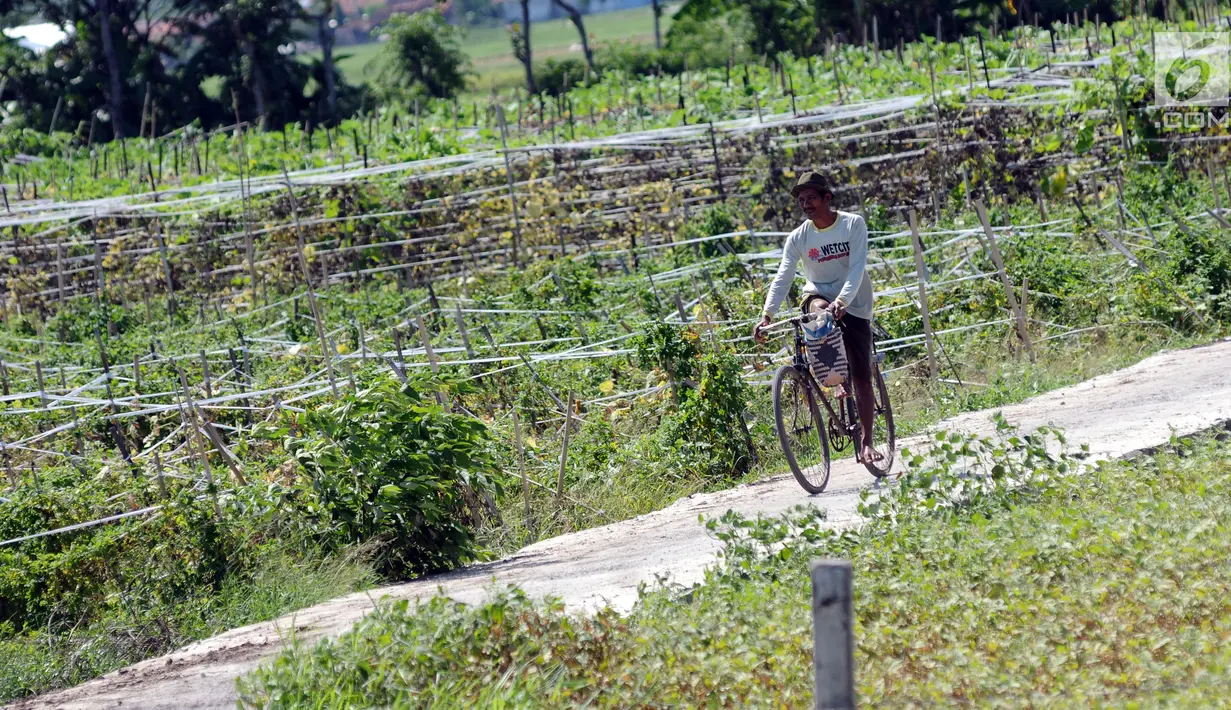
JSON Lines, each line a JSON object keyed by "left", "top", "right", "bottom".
{"left": 768, "top": 311, "right": 896, "bottom": 482}
{"left": 785, "top": 319, "right": 859, "bottom": 446}
{"left": 781, "top": 314, "right": 892, "bottom": 454}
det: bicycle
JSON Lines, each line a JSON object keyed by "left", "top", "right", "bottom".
{"left": 766, "top": 313, "right": 896, "bottom": 494}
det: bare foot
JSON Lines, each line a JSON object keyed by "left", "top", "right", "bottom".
{"left": 859, "top": 444, "right": 883, "bottom": 464}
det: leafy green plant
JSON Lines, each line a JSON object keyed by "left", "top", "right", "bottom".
{"left": 682, "top": 203, "right": 738, "bottom": 257}
{"left": 535, "top": 58, "right": 588, "bottom": 97}
{"left": 633, "top": 322, "right": 699, "bottom": 403}
{"left": 283, "top": 376, "right": 500, "bottom": 579}
{"left": 372, "top": 10, "right": 473, "bottom": 100}
{"left": 675, "top": 349, "right": 756, "bottom": 476}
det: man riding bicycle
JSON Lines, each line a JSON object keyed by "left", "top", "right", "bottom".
{"left": 753, "top": 171, "right": 882, "bottom": 465}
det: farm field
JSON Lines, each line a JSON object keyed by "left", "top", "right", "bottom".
{"left": 2, "top": 12, "right": 1231, "bottom": 707}
{"left": 239, "top": 430, "right": 1231, "bottom": 707}
{"left": 320, "top": 4, "right": 669, "bottom": 91}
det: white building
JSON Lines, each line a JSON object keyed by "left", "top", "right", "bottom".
{"left": 501, "top": 0, "right": 652, "bottom": 23}
{"left": 2, "top": 22, "right": 72, "bottom": 53}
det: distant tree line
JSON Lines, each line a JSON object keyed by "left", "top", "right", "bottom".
{"left": 0, "top": 0, "right": 368, "bottom": 139}
{"left": 511, "top": 0, "right": 1150, "bottom": 98}
{"left": 668, "top": 0, "right": 1129, "bottom": 60}
{"left": 0, "top": 0, "right": 1181, "bottom": 142}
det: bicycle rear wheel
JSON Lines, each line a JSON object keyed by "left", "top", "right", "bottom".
{"left": 860, "top": 365, "right": 896, "bottom": 478}
{"left": 772, "top": 365, "right": 831, "bottom": 494}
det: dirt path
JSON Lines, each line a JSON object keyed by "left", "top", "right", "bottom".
{"left": 13, "top": 339, "right": 1231, "bottom": 710}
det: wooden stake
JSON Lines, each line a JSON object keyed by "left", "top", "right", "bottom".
{"left": 280, "top": 165, "right": 338, "bottom": 395}
{"left": 56, "top": 243, "right": 66, "bottom": 305}
{"left": 974, "top": 201, "right": 1034, "bottom": 361}
{"left": 153, "top": 451, "right": 168, "bottom": 499}
{"left": 512, "top": 408, "right": 533, "bottom": 532}
{"left": 152, "top": 221, "right": 176, "bottom": 317}
{"left": 416, "top": 315, "right": 448, "bottom": 410}
{"left": 907, "top": 210, "right": 939, "bottom": 380}
{"left": 454, "top": 304, "right": 474, "bottom": 358}
{"left": 673, "top": 293, "right": 690, "bottom": 322}
{"left": 198, "top": 410, "right": 247, "bottom": 485}
{"left": 1210, "top": 160, "right": 1223, "bottom": 213}
{"left": 176, "top": 363, "right": 223, "bottom": 520}
{"left": 34, "top": 361, "right": 46, "bottom": 407}
{"left": 495, "top": 107, "right": 524, "bottom": 265}
{"left": 200, "top": 349, "right": 212, "bottom": 399}
{"left": 59, "top": 366, "right": 83, "bottom": 456}
{"left": 708, "top": 123, "right": 726, "bottom": 200}
{"left": 811, "top": 560, "right": 855, "bottom": 710}
{"left": 93, "top": 240, "right": 105, "bottom": 302}
{"left": 557, "top": 391, "right": 574, "bottom": 501}
{"left": 3, "top": 445, "right": 14, "bottom": 489}
{"left": 977, "top": 32, "right": 992, "bottom": 89}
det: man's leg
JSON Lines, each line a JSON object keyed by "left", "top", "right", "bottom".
{"left": 852, "top": 375, "right": 881, "bottom": 463}
{"left": 838, "top": 315, "right": 881, "bottom": 463}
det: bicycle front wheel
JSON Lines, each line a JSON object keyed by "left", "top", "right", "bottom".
{"left": 861, "top": 365, "right": 896, "bottom": 478}
{"left": 772, "top": 365, "right": 831, "bottom": 494}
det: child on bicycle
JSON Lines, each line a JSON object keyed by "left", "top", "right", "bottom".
{"left": 752, "top": 172, "right": 882, "bottom": 464}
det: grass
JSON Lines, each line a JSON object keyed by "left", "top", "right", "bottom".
{"left": 322, "top": 5, "right": 671, "bottom": 91}
{"left": 236, "top": 426, "right": 1231, "bottom": 708}
{"left": 0, "top": 547, "right": 375, "bottom": 701}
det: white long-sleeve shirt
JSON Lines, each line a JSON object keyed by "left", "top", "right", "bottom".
{"left": 761, "top": 212, "right": 874, "bottom": 320}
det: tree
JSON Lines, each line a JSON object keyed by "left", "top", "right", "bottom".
{"left": 550, "top": 0, "right": 594, "bottom": 74}
{"left": 670, "top": 0, "right": 811, "bottom": 58}
{"left": 177, "top": 0, "right": 317, "bottom": 129}
{"left": 0, "top": 0, "right": 211, "bottom": 139}
{"left": 311, "top": 0, "right": 340, "bottom": 124}
{"left": 373, "top": 10, "right": 471, "bottom": 99}
{"left": 511, "top": 0, "right": 535, "bottom": 95}
{"left": 97, "top": 0, "right": 127, "bottom": 136}
{"left": 652, "top": 0, "right": 663, "bottom": 49}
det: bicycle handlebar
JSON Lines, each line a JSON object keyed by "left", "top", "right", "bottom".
{"left": 759, "top": 312, "right": 818, "bottom": 333}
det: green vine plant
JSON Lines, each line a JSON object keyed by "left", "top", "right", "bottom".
{"left": 858, "top": 415, "right": 1088, "bottom": 525}
{"left": 269, "top": 375, "right": 502, "bottom": 579}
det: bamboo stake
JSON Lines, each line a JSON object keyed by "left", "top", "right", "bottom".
{"left": 496, "top": 107, "right": 524, "bottom": 266}
{"left": 557, "top": 391, "right": 574, "bottom": 501}
{"left": 907, "top": 210, "right": 939, "bottom": 380}
{"left": 152, "top": 221, "right": 176, "bottom": 317}
{"left": 153, "top": 451, "right": 168, "bottom": 499}
{"left": 280, "top": 165, "right": 338, "bottom": 396}
{"left": 176, "top": 363, "right": 222, "bottom": 520}
{"left": 416, "top": 315, "right": 449, "bottom": 410}
{"left": 974, "top": 201, "right": 1034, "bottom": 360}
{"left": 34, "top": 361, "right": 46, "bottom": 407}
{"left": 512, "top": 408, "right": 533, "bottom": 532}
